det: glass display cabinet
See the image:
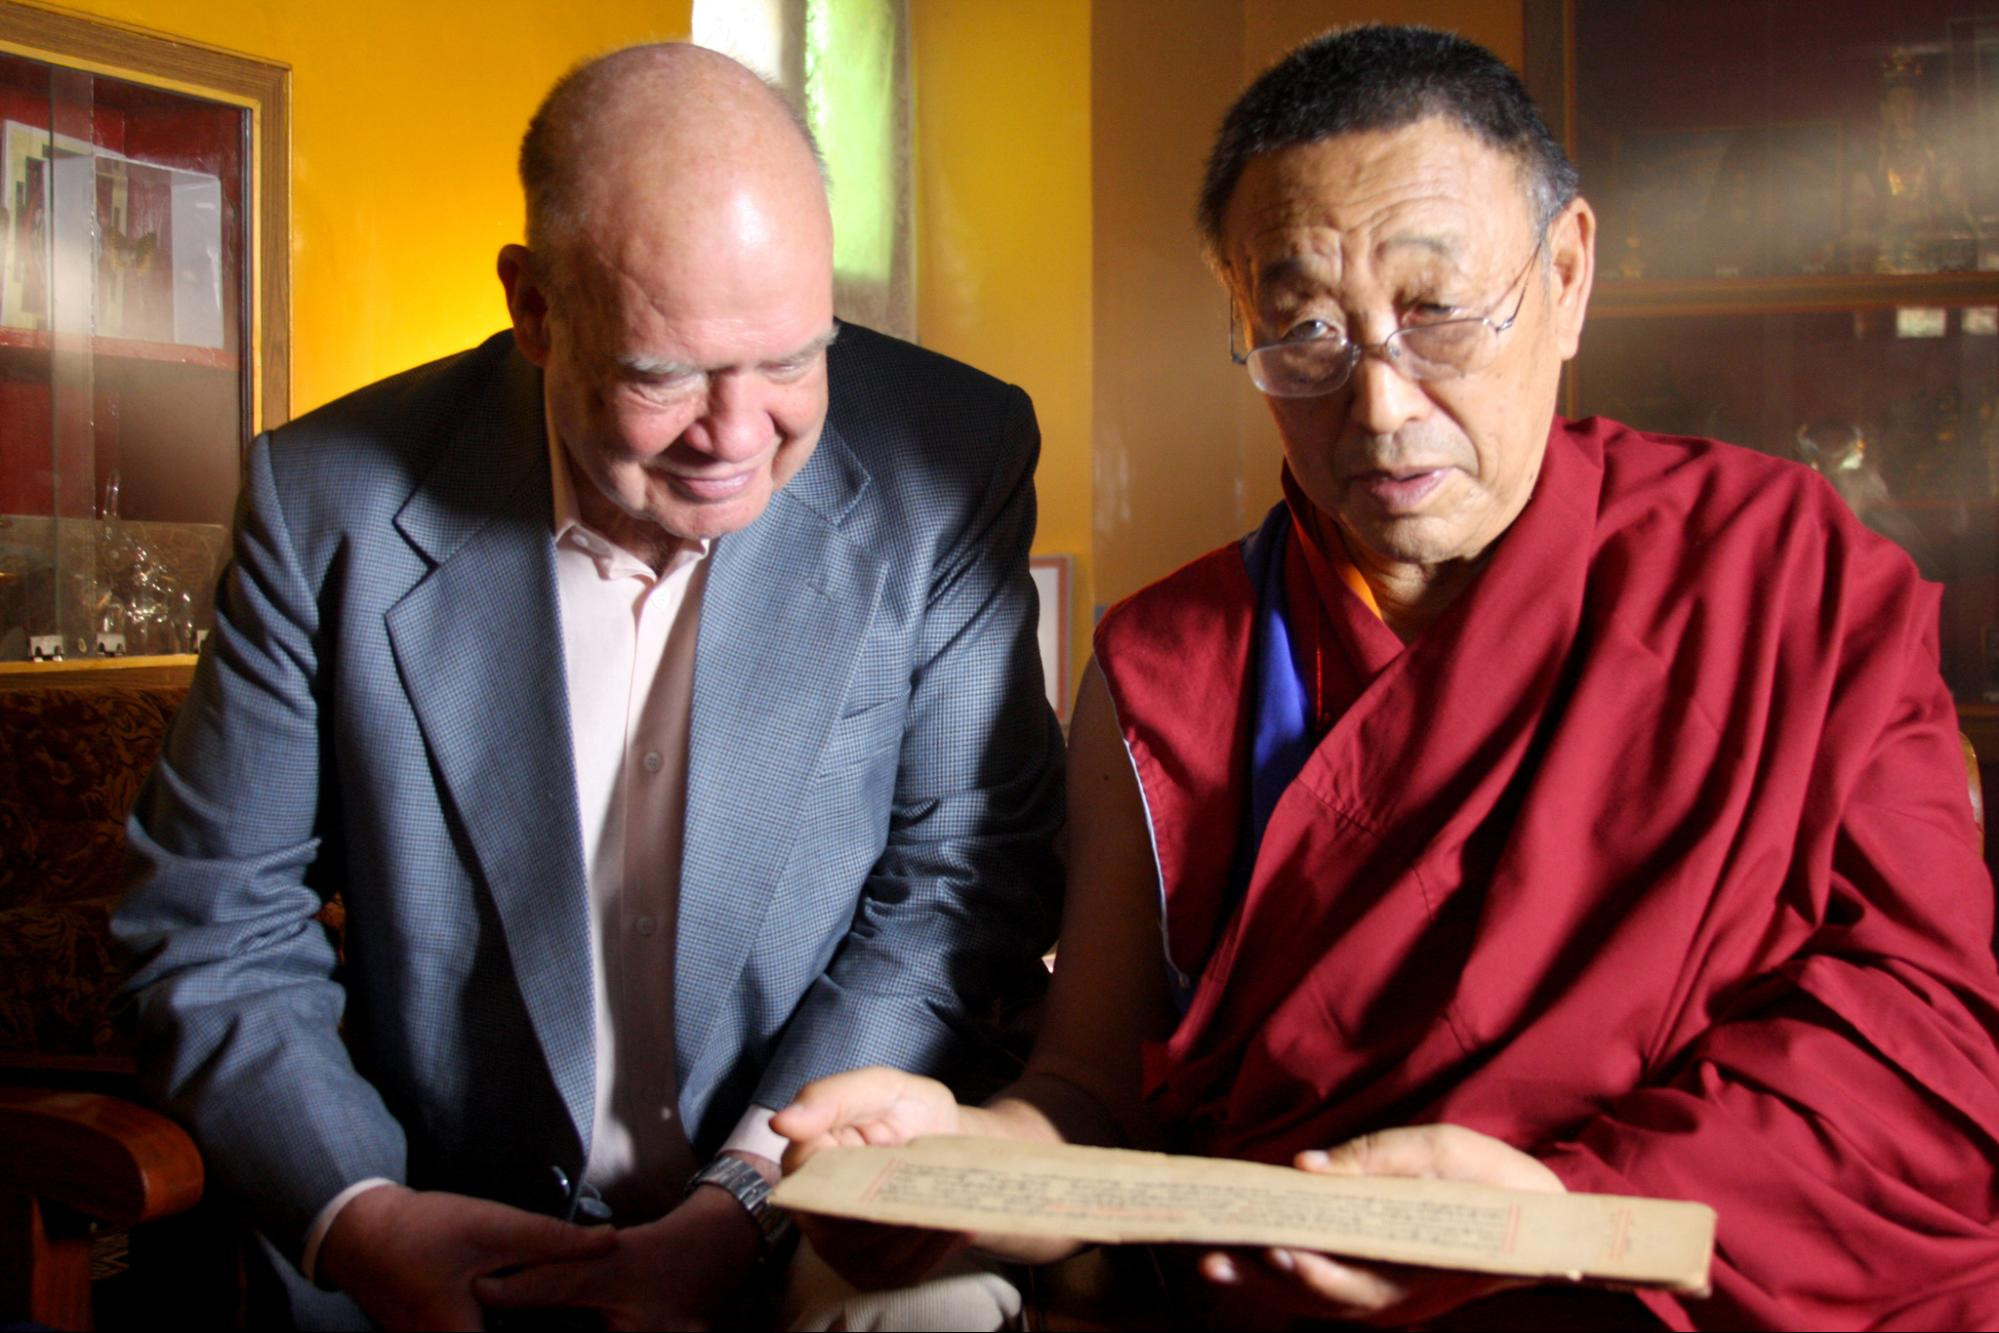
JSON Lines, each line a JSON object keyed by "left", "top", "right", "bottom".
{"left": 0, "top": 3, "right": 286, "bottom": 669}
{"left": 1529, "top": 0, "right": 1999, "bottom": 778}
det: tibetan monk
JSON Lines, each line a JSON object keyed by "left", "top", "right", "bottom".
{"left": 776, "top": 24, "right": 1999, "bottom": 1331}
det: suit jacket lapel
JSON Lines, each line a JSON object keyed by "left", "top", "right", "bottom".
{"left": 676, "top": 422, "right": 883, "bottom": 1083}
{"left": 383, "top": 346, "right": 597, "bottom": 1150}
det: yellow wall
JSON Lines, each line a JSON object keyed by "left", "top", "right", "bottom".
{"left": 910, "top": 0, "right": 1094, "bottom": 704}
{"left": 33, "top": 0, "right": 694, "bottom": 417}
{"left": 911, "top": 0, "right": 1531, "bottom": 653}
{"left": 1090, "top": 0, "right": 1251, "bottom": 610}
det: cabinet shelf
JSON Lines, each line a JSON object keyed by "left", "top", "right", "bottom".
{"left": 1592, "top": 271, "right": 1999, "bottom": 320}
{"left": 0, "top": 327, "right": 236, "bottom": 371}
{"left": 1877, "top": 495, "right": 1999, "bottom": 513}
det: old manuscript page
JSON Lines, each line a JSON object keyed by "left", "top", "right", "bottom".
{"left": 773, "top": 1136, "right": 1714, "bottom": 1295}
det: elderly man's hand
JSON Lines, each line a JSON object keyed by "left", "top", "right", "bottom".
{"left": 473, "top": 1179, "right": 766, "bottom": 1331}
{"left": 770, "top": 1067, "right": 973, "bottom": 1289}
{"left": 314, "top": 1183, "right": 616, "bottom": 1331}
{"left": 1198, "top": 1124, "right": 1564, "bottom": 1327}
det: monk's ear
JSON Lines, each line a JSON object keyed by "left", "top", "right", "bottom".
{"left": 498, "top": 244, "right": 554, "bottom": 367}
{"left": 1545, "top": 197, "right": 1595, "bottom": 362}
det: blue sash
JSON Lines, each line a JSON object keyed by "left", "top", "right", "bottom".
{"left": 1242, "top": 501, "right": 1316, "bottom": 860}
{"left": 1167, "top": 502, "right": 1316, "bottom": 1015}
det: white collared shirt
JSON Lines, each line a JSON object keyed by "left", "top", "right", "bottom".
{"left": 300, "top": 419, "right": 787, "bottom": 1279}
{"left": 551, "top": 426, "right": 710, "bottom": 1218}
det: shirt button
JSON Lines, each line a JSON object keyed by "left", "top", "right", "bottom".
{"left": 634, "top": 915, "right": 657, "bottom": 937}
{"left": 642, "top": 751, "right": 663, "bottom": 773}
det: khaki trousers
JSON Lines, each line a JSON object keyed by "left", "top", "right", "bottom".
{"left": 780, "top": 1240, "right": 1023, "bottom": 1332}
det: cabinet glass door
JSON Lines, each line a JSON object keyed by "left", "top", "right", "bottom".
{"left": 1554, "top": 0, "right": 1999, "bottom": 709}
{"left": 0, "top": 46, "right": 249, "bottom": 660}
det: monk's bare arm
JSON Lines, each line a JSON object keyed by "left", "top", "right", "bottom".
{"left": 993, "top": 657, "right": 1176, "bottom": 1145}
{"left": 777, "top": 658, "right": 1172, "bottom": 1265}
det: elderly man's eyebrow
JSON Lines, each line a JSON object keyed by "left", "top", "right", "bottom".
{"left": 1377, "top": 232, "right": 1466, "bottom": 263}
{"left": 617, "top": 354, "right": 700, "bottom": 379}
{"left": 616, "top": 326, "right": 840, "bottom": 379}
{"left": 1252, "top": 252, "right": 1337, "bottom": 293}
{"left": 769, "top": 325, "right": 841, "bottom": 364}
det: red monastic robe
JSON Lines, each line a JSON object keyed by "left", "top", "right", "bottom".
{"left": 1094, "top": 416, "right": 1999, "bottom": 1329}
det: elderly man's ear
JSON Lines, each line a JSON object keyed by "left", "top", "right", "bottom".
{"left": 1548, "top": 197, "right": 1596, "bottom": 362}
{"left": 498, "top": 243, "right": 553, "bottom": 367}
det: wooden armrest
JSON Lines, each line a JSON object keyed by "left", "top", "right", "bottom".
{"left": 0, "top": 1088, "right": 202, "bottom": 1225}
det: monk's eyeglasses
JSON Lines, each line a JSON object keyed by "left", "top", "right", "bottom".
{"left": 1229, "top": 233, "right": 1547, "bottom": 399}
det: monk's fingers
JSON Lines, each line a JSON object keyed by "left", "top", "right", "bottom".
{"left": 1297, "top": 1124, "right": 1475, "bottom": 1177}
{"left": 1205, "top": 1247, "right": 1501, "bottom": 1326}
{"left": 1298, "top": 1124, "right": 1563, "bottom": 1193}
{"left": 774, "top": 1068, "right": 907, "bottom": 1141}
{"left": 1263, "top": 1248, "right": 1406, "bottom": 1312}
{"left": 1276, "top": 1251, "right": 1521, "bottom": 1326}
{"left": 777, "top": 1069, "right": 960, "bottom": 1153}
{"left": 1199, "top": 1248, "right": 1386, "bottom": 1324}
{"left": 786, "top": 1123, "right": 877, "bottom": 1172}
{"left": 779, "top": 1070, "right": 947, "bottom": 1174}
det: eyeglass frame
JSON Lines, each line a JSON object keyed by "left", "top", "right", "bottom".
{"left": 1227, "top": 231, "right": 1549, "bottom": 399}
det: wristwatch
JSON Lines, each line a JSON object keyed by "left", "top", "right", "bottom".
{"left": 687, "top": 1154, "right": 796, "bottom": 1256}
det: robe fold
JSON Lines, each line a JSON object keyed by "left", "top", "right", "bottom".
{"left": 1094, "top": 415, "right": 1999, "bottom": 1330}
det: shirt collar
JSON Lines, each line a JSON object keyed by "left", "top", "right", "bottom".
{"left": 546, "top": 403, "right": 710, "bottom": 580}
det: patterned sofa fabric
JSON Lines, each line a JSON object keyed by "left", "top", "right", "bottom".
{"left": 0, "top": 684, "right": 187, "bottom": 1062}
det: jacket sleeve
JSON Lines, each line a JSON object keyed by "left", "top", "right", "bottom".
{"left": 114, "top": 435, "right": 408, "bottom": 1269}
{"left": 1538, "top": 586, "right": 1999, "bottom": 1331}
{"left": 750, "top": 383, "right": 1066, "bottom": 1111}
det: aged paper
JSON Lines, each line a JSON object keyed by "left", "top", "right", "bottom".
{"left": 773, "top": 1136, "right": 1714, "bottom": 1295}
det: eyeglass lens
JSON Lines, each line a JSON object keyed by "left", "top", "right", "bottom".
{"left": 1240, "top": 233, "right": 1544, "bottom": 397}
{"left": 1250, "top": 319, "right": 1497, "bottom": 395}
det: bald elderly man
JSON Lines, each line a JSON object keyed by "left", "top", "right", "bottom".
{"left": 114, "top": 46, "right": 1059, "bottom": 1329}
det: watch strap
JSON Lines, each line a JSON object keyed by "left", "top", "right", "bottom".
{"left": 687, "top": 1154, "right": 795, "bottom": 1255}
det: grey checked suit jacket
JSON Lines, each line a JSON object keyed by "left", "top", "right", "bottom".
{"left": 115, "top": 325, "right": 1065, "bottom": 1269}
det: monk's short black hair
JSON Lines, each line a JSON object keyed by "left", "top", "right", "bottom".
{"left": 1198, "top": 24, "right": 1579, "bottom": 264}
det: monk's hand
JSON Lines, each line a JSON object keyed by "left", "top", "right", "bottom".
{"left": 1198, "top": 1124, "right": 1564, "bottom": 1327}
{"left": 771, "top": 1065, "right": 963, "bottom": 1170}
{"left": 771, "top": 1067, "right": 972, "bottom": 1290}
{"left": 474, "top": 1157, "right": 770, "bottom": 1331}
{"left": 315, "top": 1183, "right": 616, "bottom": 1331}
